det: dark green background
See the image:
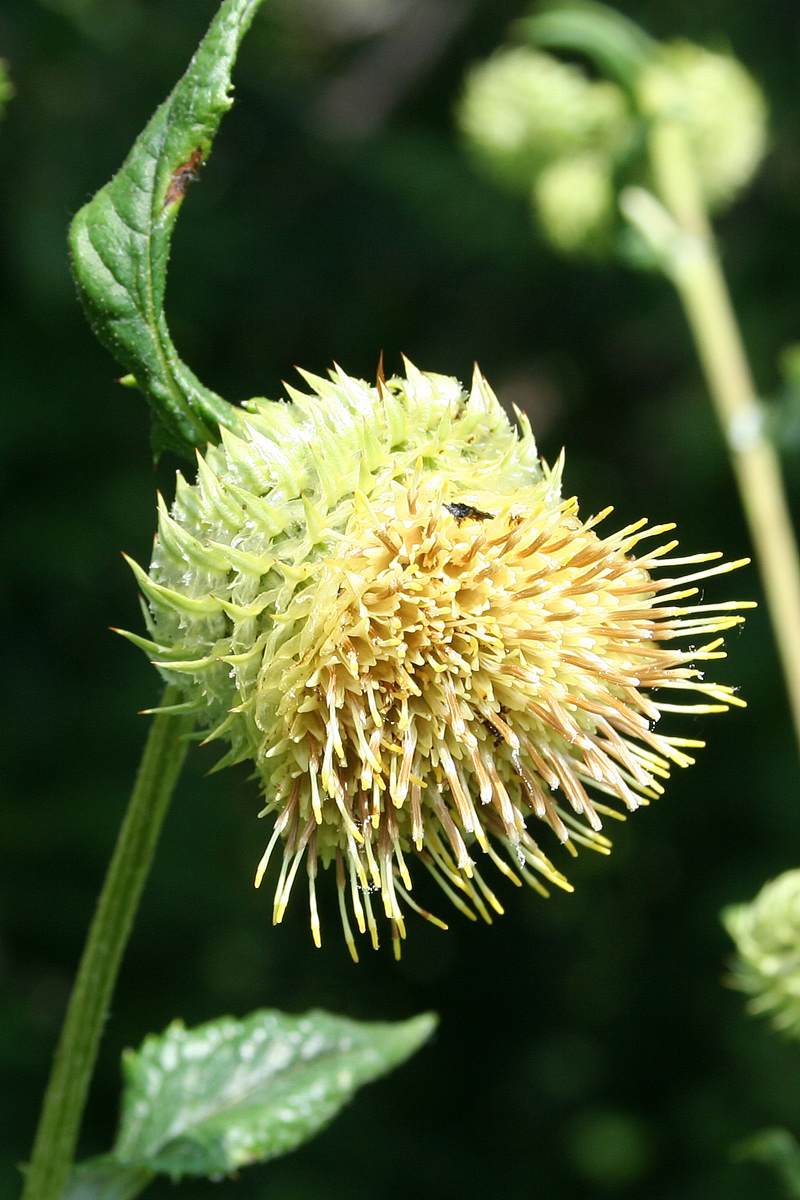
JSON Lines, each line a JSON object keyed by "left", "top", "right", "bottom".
{"left": 3, "top": 1, "right": 800, "bottom": 1196}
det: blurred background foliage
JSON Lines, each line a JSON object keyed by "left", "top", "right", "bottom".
{"left": 3, "top": 0, "right": 800, "bottom": 1197}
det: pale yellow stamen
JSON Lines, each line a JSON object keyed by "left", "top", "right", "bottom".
{"left": 239, "top": 469, "right": 746, "bottom": 954}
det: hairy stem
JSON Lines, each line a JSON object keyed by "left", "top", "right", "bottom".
{"left": 649, "top": 121, "right": 800, "bottom": 760}
{"left": 22, "top": 686, "right": 194, "bottom": 1200}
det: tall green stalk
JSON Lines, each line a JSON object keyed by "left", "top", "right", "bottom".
{"left": 645, "top": 122, "right": 800, "bottom": 759}
{"left": 22, "top": 687, "right": 194, "bottom": 1200}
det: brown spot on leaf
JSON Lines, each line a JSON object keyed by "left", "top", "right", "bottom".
{"left": 164, "top": 147, "right": 204, "bottom": 207}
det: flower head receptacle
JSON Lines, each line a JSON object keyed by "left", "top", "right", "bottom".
{"left": 123, "top": 362, "right": 749, "bottom": 958}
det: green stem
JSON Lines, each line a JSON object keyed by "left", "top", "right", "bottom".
{"left": 22, "top": 685, "right": 194, "bottom": 1200}
{"left": 647, "top": 121, "right": 800, "bottom": 762}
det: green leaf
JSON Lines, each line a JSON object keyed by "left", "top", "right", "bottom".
{"left": 735, "top": 1128, "right": 800, "bottom": 1198}
{"left": 113, "top": 1008, "right": 437, "bottom": 1179}
{"left": 519, "top": 2, "right": 657, "bottom": 92}
{"left": 62, "top": 1156, "right": 153, "bottom": 1200}
{"left": 69, "top": 0, "right": 266, "bottom": 459}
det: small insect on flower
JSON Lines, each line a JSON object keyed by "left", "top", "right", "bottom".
{"left": 121, "top": 361, "right": 751, "bottom": 959}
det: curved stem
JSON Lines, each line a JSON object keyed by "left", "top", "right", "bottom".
{"left": 648, "top": 121, "right": 800, "bottom": 761}
{"left": 22, "top": 686, "right": 194, "bottom": 1200}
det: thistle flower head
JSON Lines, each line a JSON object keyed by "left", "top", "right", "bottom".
{"left": 723, "top": 870, "right": 800, "bottom": 1037}
{"left": 125, "top": 362, "right": 748, "bottom": 958}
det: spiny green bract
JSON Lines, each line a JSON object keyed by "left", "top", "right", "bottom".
{"left": 124, "top": 361, "right": 541, "bottom": 782}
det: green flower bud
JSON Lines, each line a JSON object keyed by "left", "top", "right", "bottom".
{"left": 533, "top": 151, "right": 615, "bottom": 254}
{"left": 638, "top": 41, "right": 768, "bottom": 210}
{"left": 723, "top": 869, "right": 800, "bottom": 1036}
{"left": 458, "top": 46, "right": 632, "bottom": 192}
{"left": 0, "top": 61, "right": 13, "bottom": 121}
{"left": 124, "top": 361, "right": 748, "bottom": 958}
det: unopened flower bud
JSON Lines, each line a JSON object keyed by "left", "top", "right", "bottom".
{"left": 723, "top": 869, "right": 800, "bottom": 1036}
{"left": 0, "top": 61, "right": 12, "bottom": 118}
{"left": 124, "top": 362, "right": 748, "bottom": 958}
{"left": 533, "top": 151, "right": 614, "bottom": 254}
{"left": 638, "top": 41, "right": 768, "bottom": 210}
{"left": 458, "top": 46, "right": 631, "bottom": 193}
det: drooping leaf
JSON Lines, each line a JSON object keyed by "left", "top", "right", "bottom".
{"left": 69, "top": 0, "right": 266, "bottom": 459}
{"left": 113, "top": 1008, "right": 436, "bottom": 1179}
{"left": 519, "top": 2, "right": 656, "bottom": 92}
{"left": 62, "top": 1156, "right": 153, "bottom": 1200}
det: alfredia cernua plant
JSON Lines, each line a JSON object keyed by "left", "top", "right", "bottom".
{"left": 123, "top": 361, "right": 748, "bottom": 959}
